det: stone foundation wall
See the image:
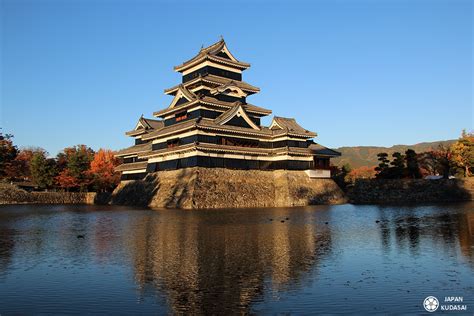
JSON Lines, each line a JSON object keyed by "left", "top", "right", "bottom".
{"left": 111, "top": 167, "right": 347, "bottom": 209}
{"left": 0, "top": 183, "right": 98, "bottom": 205}
{"left": 348, "top": 178, "right": 474, "bottom": 204}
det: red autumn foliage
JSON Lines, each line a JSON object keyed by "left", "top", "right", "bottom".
{"left": 87, "top": 149, "right": 121, "bottom": 192}
{"left": 55, "top": 169, "right": 79, "bottom": 190}
{"left": 347, "top": 166, "right": 377, "bottom": 182}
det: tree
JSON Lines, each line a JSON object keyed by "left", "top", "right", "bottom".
{"left": 450, "top": 130, "right": 474, "bottom": 177}
{"left": 11, "top": 147, "right": 46, "bottom": 181}
{"left": 405, "top": 149, "right": 421, "bottom": 179}
{"left": 0, "top": 133, "right": 18, "bottom": 179}
{"left": 56, "top": 169, "right": 80, "bottom": 191}
{"left": 67, "top": 145, "right": 95, "bottom": 178}
{"left": 419, "top": 151, "right": 440, "bottom": 176}
{"left": 375, "top": 153, "right": 390, "bottom": 178}
{"left": 331, "top": 163, "right": 352, "bottom": 189}
{"left": 436, "top": 145, "right": 453, "bottom": 179}
{"left": 390, "top": 152, "right": 405, "bottom": 179}
{"left": 30, "top": 151, "right": 57, "bottom": 189}
{"left": 342, "top": 163, "right": 352, "bottom": 174}
{"left": 347, "top": 166, "right": 377, "bottom": 182}
{"left": 56, "top": 145, "right": 95, "bottom": 190}
{"left": 87, "top": 149, "right": 120, "bottom": 192}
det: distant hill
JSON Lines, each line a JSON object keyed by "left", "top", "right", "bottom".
{"left": 332, "top": 140, "right": 456, "bottom": 168}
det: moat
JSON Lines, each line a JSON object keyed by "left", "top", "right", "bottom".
{"left": 0, "top": 203, "right": 473, "bottom": 314}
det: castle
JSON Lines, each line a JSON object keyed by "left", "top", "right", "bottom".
{"left": 115, "top": 39, "right": 340, "bottom": 180}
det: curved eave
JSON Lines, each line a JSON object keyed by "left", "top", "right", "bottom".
{"left": 153, "top": 100, "right": 271, "bottom": 118}
{"left": 140, "top": 143, "right": 317, "bottom": 160}
{"left": 164, "top": 78, "right": 260, "bottom": 95}
{"left": 197, "top": 124, "right": 271, "bottom": 138}
{"left": 313, "top": 152, "right": 341, "bottom": 157}
{"left": 115, "top": 143, "right": 152, "bottom": 157}
{"left": 139, "top": 143, "right": 197, "bottom": 159}
{"left": 174, "top": 54, "right": 250, "bottom": 73}
{"left": 141, "top": 120, "right": 198, "bottom": 141}
{"left": 199, "top": 100, "right": 272, "bottom": 116}
{"left": 288, "top": 132, "right": 317, "bottom": 138}
{"left": 115, "top": 161, "right": 148, "bottom": 172}
{"left": 201, "top": 78, "right": 260, "bottom": 94}
{"left": 125, "top": 129, "right": 147, "bottom": 137}
{"left": 311, "top": 149, "right": 341, "bottom": 157}
{"left": 153, "top": 100, "right": 199, "bottom": 117}
{"left": 272, "top": 130, "right": 317, "bottom": 138}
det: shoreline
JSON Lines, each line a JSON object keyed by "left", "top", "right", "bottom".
{"left": 1, "top": 175, "right": 473, "bottom": 208}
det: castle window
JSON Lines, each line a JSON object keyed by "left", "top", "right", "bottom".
{"left": 220, "top": 136, "right": 258, "bottom": 148}
{"left": 175, "top": 111, "right": 188, "bottom": 122}
{"left": 167, "top": 138, "right": 181, "bottom": 148}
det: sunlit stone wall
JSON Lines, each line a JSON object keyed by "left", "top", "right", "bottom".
{"left": 111, "top": 167, "right": 347, "bottom": 209}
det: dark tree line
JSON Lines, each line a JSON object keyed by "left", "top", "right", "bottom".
{"left": 375, "top": 149, "right": 422, "bottom": 179}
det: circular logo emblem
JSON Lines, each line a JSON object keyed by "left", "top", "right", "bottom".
{"left": 424, "top": 296, "right": 439, "bottom": 312}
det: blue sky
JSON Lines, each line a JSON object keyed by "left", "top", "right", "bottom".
{"left": 1, "top": 0, "right": 472, "bottom": 156}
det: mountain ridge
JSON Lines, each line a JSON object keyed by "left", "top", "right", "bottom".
{"left": 332, "top": 140, "right": 456, "bottom": 168}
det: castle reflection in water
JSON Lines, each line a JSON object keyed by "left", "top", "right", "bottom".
{"left": 127, "top": 208, "right": 333, "bottom": 314}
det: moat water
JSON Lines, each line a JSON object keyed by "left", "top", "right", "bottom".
{"left": 0, "top": 203, "right": 473, "bottom": 314}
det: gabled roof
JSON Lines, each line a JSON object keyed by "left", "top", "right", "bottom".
{"left": 125, "top": 116, "right": 164, "bottom": 136}
{"left": 164, "top": 74, "right": 260, "bottom": 95}
{"left": 139, "top": 115, "right": 317, "bottom": 143}
{"left": 153, "top": 96, "right": 272, "bottom": 117}
{"left": 168, "top": 85, "right": 197, "bottom": 108}
{"left": 174, "top": 39, "right": 251, "bottom": 72}
{"left": 214, "top": 104, "right": 260, "bottom": 130}
{"left": 308, "top": 143, "right": 341, "bottom": 157}
{"left": 269, "top": 116, "right": 317, "bottom": 137}
{"left": 142, "top": 118, "right": 200, "bottom": 141}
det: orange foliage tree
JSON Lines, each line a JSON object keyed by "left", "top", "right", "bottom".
{"left": 450, "top": 130, "right": 474, "bottom": 177}
{"left": 347, "top": 166, "right": 377, "bottom": 183}
{"left": 56, "top": 169, "right": 80, "bottom": 191}
{"left": 11, "top": 147, "right": 46, "bottom": 181}
{"left": 87, "top": 149, "right": 120, "bottom": 192}
{"left": 55, "top": 145, "right": 95, "bottom": 191}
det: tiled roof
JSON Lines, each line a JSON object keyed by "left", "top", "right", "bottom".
{"left": 308, "top": 143, "right": 341, "bottom": 157}
{"left": 153, "top": 96, "right": 271, "bottom": 117}
{"left": 142, "top": 116, "right": 316, "bottom": 142}
{"left": 271, "top": 117, "right": 317, "bottom": 137}
{"left": 141, "top": 118, "right": 199, "bottom": 141}
{"left": 198, "top": 118, "right": 271, "bottom": 136}
{"left": 142, "top": 117, "right": 164, "bottom": 129}
{"left": 115, "top": 161, "right": 148, "bottom": 172}
{"left": 200, "top": 97, "right": 271, "bottom": 115}
{"left": 175, "top": 84, "right": 198, "bottom": 100}
{"left": 174, "top": 39, "right": 250, "bottom": 72}
{"left": 115, "top": 142, "right": 152, "bottom": 157}
{"left": 164, "top": 74, "right": 260, "bottom": 95}
{"left": 137, "top": 142, "right": 323, "bottom": 160}
{"left": 125, "top": 117, "right": 164, "bottom": 136}
{"left": 213, "top": 104, "right": 241, "bottom": 125}
{"left": 139, "top": 143, "right": 197, "bottom": 159}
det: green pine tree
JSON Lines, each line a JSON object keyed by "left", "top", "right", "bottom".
{"left": 405, "top": 149, "right": 421, "bottom": 179}
{"left": 30, "top": 152, "right": 57, "bottom": 189}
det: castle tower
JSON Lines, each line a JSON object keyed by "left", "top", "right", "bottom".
{"left": 115, "top": 39, "right": 340, "bottom": 180}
